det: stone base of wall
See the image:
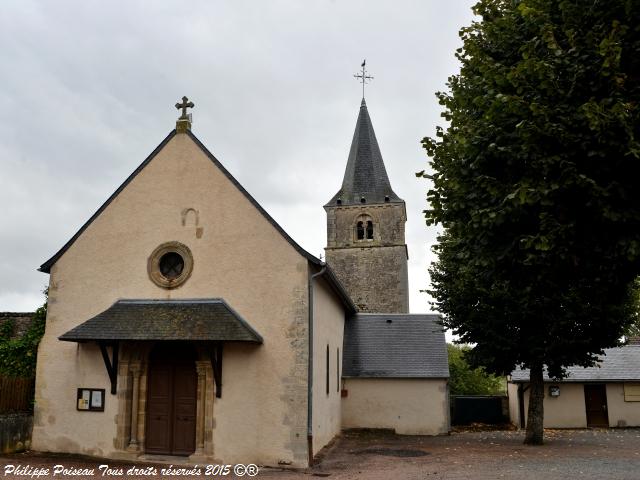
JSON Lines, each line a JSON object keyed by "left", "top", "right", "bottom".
{"left": 1, "top": 413, "right": 33, "bottom": 453}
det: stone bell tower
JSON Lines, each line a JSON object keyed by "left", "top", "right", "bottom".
{"left": 324, "top": 98, "right": 409, "bottom": 313}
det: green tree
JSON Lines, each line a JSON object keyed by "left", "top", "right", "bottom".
{"left": 0, "top": 290, "right": 47, "bottom": 377}
{"left": 420, "top": 0, "right": 640, "bottom": 444}
{"left": 448, "top": 344, "right": 505, "bottom": 395}
{"left": 623, "top": 278, "right": 640, "bottom": 339}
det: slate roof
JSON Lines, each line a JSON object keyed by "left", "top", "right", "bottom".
{"left": 510, "top": 345, "right": 640, "bottom": 382}
{"left": 58, "top": 299, "right": 263, "bottom": 343}
{"left": 326, "top": 99, "right": 403, "bottom": 206}
{"left": 37, "top": 129, "right": 356, "bottom": 314}
{"left": 342, "top": 313, "right": 449, "bottom": 378}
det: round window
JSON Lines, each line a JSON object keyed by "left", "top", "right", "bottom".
{"left": 159, "top": 252, "right": 184, "bottom": 279}
{"left": 148, "top": 242, "right": 193, "bottom": 288}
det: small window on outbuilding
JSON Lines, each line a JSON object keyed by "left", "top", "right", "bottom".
{"left": 624, "top": 383, "right": 640, "bottom": 401}
{"left": 356, "top": 221, "right": 365, "bottom": 240}
{"left": 366, "top": 221, "right": 374, "bottom": 240}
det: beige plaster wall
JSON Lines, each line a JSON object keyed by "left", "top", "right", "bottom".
{"left": 341, "top": 378, "right": 449, "bottom": 435}
{"left": 606, "top": 384, "right": 640, "bottom": 427}
{"left": 524, "top": 383, "right": 587, "bottom": 428}
{"left": 311, "top": 276, "right": 345, "bottom": 455}
{"left": 507, "top": 383, "right": 521, "bottom": 427}
{"left": 33, "top": 132, "right": 311, "bottom": 467}
{"left": 510, "top": 382, "right": 640, "bottom": 429}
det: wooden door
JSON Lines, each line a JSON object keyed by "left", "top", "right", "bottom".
{"left": 584, "top": 384, "right": 609, "bottom": 427}
{"left": 145, "top": 343, "right": 197, "bottom": 455}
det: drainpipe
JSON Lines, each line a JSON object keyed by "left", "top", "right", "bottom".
{"left": 307, "top": 265, "right": 326, "bottom": 467}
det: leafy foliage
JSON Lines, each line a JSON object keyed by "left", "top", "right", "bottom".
{"left": 420, "top": 0, "right": 640, "bottom": 441}
{"left": 624, "top": 278, "right": 640, "bottom": 339}
{"left": 448, "top": 344, "right": 505, "bottom": 395}
{"left": 0, "top": 293, "right": 47, "bottom": 377}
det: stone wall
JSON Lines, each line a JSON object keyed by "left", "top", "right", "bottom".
{"left": 0, "top": 413, "right": 33, "bottom": 453}
{"left": 326, "top": 246, "right": 409, "bottom": 313}
{"left": 0, "top": 313, "right": 35, "bottom": 339}
{"left": 326, "top": 203, "right": 406, "bottom": 248}
{"left": 325, "top": 203, "right": 409, "bottom": 313}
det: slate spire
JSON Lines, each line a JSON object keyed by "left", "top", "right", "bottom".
{"left": 326, "top": 99, "right": 402, "bottom": 206}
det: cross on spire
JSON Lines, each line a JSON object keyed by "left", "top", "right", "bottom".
{"left": 175, "top": 96, "right": 194, "bottom": 119}
{"left": 353, "top": 60, "right": 374, "bottom": 99}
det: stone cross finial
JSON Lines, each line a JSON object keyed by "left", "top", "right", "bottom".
{"left": 175, "top": 96, "right": 194, "bottom": 133}
{"left": 176, "top": 96, "right": 194, "bottom": 119}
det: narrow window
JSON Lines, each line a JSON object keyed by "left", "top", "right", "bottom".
{"left": 326, "top": 345, "right": 330, "bottom": 395}
{"left": 337, "top": 348, "right": 340, "bottom": 392}
{"left": 356, "top": 221, "right": 364, "bottom": 240}
{"left": 366, "top": 220, "right": 374, "bottom": 240}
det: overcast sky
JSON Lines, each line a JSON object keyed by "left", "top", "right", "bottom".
{"left": 0, "top": 0, "right": 477, "bottom": 313}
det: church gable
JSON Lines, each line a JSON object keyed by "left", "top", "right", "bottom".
{"left": 40, "top": 130, "right": 319, "bottom": 274}
{"left": 33, "top": 110, "right": 332, "bottom": 466}
{"left": 38, "top": 126, "right": 325, "bottom": 347}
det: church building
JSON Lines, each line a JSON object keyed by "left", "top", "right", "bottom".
{"left": 32, "top": 92, "right": 448, "bottom": 467}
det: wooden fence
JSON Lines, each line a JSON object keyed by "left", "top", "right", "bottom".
{"left": 0, "top": 375, "right": 35, "bottom": 413}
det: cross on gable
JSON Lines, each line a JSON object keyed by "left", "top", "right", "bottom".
{"left": 176, "top": 96, "right": 194, "bottom": 119}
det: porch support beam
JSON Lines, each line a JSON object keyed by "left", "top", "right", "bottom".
{"left": 98, "top": 341, "right": 119, "bottom": 395}
{"left": 210, "top": 343, "right": 223, "bottom": 398}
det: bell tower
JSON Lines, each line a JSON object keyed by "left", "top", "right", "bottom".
{"left": 324, "top": 98, "right": 409, "bottom": 313}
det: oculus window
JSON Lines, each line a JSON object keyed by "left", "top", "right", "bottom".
{"left": 148, "top": 241, "right": 193, "bottom": 288}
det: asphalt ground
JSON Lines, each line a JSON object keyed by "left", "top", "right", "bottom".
{"left": 2, "top": 428, "right": 640, "bottom": 479}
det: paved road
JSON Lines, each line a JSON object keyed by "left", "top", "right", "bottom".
{"left": 2, "top": 429, "right": 640, "bottom": 479}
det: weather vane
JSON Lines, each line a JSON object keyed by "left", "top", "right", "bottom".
{"left": 353, "top": 60, "right": 373, "bottom": 99}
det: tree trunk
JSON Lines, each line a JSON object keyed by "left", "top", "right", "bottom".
{"left": 524, "top": 361, "right": 544, "bottom": 444}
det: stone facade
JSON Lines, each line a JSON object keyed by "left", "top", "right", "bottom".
{"left": 32, "top": 129, "right": 351, "bottom": 467}
{"left": 325, "top": 202, "right": 409, "bottom": 313}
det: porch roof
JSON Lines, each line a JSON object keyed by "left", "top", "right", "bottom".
{"left": 58, "top": 298, "right": 263, "bottom": 343}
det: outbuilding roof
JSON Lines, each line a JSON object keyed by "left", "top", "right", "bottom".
{"left": 510, "top": 344, "right": 640, "bottom": 383}
{"left": 58, "top": 298, "right": 263, "bottom": 343}
{"left": 342, "top": 313, "right": 449, "bottom": 378}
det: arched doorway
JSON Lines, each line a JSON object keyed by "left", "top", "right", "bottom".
{"left": 145, "top": 343, "right": 197, "bottom": 455}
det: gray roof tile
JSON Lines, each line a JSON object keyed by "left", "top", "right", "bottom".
{"left": 59, "top": 299, "right": 263, "bottom": 343}
{"left": 510, "top": 345, "right": 640, "bottom": 382}
{"left": 343, "top": 313, "right": 449, "bottom": 378}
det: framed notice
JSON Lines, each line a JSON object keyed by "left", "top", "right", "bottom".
{"left": 77, "top": 388, "right": 105, "bottom": 411}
